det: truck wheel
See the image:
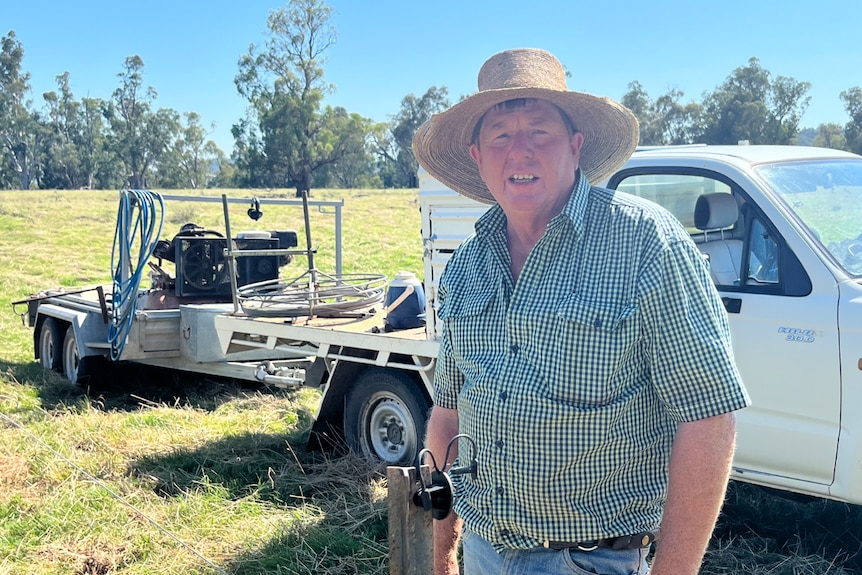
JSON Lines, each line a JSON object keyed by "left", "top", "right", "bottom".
{"left": 344, "top": 368, "right": 431, "bottom": 466}
{"left": 38, "top": 318, "right": 64, "bottom": 372}
{"left": 61, "top": 325, "right": 103, "bottom": 385}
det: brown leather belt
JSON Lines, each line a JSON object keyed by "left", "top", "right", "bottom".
{"left": 543, "top": 531, "right": 657, "bottom": 552}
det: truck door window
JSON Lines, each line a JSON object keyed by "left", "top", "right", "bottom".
{"left": 747, "top": 218, "right": 779, "bottom": 284}
{"left": 614, "top": 173, "right": 732, "bottom": 232}
{"left": 614, "top": 173, "right": 741, "bottom": 285}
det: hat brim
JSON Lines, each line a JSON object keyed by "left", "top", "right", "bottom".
{"left": 413, "top": 87, "right": 639, "bottom": 204}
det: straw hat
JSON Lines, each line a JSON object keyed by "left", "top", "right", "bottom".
{"left": 412, "top": 48, "right": 639, "bottom": 204}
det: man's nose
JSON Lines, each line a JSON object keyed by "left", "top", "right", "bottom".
{"left": 508, "top": 131, "right": 534, "bottom": 157}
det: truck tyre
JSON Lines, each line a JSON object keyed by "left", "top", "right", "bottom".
{"left": 38, "top": 318, "right": 64, "bottom": 372}
{"left": 61, "top": 325, "right": 103, "bottom": 385}
{"left": 344, "top": 368, "right": 430, "bottom": 466}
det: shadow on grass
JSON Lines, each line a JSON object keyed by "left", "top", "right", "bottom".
{"left": 1, "top": 358, "right": 260, "bottom": 414}
{"left": 129, "top": 429, "right": 390, "bottom": 575}
{"left": 706, "top": 481, "right": 862, "bottom": 574}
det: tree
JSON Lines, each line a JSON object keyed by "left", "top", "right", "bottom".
{"left": 104, "top": 56, "right": 178, "bottom": 188}
{"left": 841, "top": 87, "right": 862, "bottom": 155}
{"left": 0, "top": 31, "right": 39, "bottom": 189}
{"left": 79, "top": 97, "right": 118, "bottom": 189}
{"left": 41, "top": 72, "right": 85, "bottom": 189}
{"left": 621, "top": 82, "right": 700, "bottom": 146}
{"left": 373, "top": 86, "right": 450, "bottom": 187}
{"left": 698, "top": 58, "right": 810, "bottom": 145}
{"left": 235, "top": 0, "right": 349, "bottom": 196}
{"left": 230, "top": 115, "right": 268, "bottom": 188}
{"left": 811, "top": 123, "right": 847, "bottom": 151}
{"left": 621, "top": 81, "right": 655, "bottom": 144}
{"left": 158, "top": 112, "right": 220, "bottom": 188}
{"left": 314, "top": 107, "right": 380, "bottom": 188}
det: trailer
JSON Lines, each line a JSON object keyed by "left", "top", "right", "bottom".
{"left": 15, "top": 185, "right": 482, "bottom": 467}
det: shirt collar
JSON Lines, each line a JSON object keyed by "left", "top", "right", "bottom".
{"left": 474, "top": 169, "right": 592, "bottom": 240}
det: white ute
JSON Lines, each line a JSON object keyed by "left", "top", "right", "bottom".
{"left": 600, "top": 145, "right": 862, "bottom": 505}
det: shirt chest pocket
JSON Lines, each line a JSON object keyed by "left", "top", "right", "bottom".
{"left": 545, "top": 296, "right": 642, "bottom": 406}
{"left": 438, "top": 289, "right": 496, "bottom": 377}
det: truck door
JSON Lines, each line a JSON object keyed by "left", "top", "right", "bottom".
{"left": 610, "top": 169, "right": 841, "bottom": 487}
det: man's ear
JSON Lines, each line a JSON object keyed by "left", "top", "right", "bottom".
{"left": 570, "top": 132, "right": 585, "bottom": 156}
{"left": 469, "top": 144, "right": 482, "bottom": 166}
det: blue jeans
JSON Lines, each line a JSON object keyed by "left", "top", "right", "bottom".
{"left": 462, "top": 528, "right": 650, "bottom": 575}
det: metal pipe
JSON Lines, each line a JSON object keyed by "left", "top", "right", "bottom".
{"left": 222, "top": 194, "right": 241, "bottom": 315}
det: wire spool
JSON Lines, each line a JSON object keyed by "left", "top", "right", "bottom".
{"left": 236, "top": 270, "right": 386, "bottom": 317}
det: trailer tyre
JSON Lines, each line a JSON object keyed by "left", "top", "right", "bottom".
{"left": 344, "top": 369, "right": 430, "bottom": 466}
{"left": 62, "top": 325, "right": 103, "bottom": 385}
{"left": 38, "top": 318, "right": 64, "bottom": 372}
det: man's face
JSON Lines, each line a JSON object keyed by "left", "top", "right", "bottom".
{"left": 469, "top": 99, "right": 584, "bottom": 219}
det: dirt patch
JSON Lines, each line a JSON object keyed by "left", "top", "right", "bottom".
{"left": 37, "top": 543, "right": 127, "bottom": 575}
{"left": 0, "top": 452, "right": 31, "bottom": 488}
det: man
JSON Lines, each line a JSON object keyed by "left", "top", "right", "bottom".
{"left": 413, "top": 48, "right": 750, "bottom": 575}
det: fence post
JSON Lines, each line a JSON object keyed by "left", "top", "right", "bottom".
{"left": 388, "top": 465, "right": 434, "bottom": 575}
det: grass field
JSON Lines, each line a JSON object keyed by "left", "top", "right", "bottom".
{"left": 1, "top": 188, "right": 861, "bottom": 574}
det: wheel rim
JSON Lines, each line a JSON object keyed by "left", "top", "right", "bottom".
{"left": 39, "top": 324, "right": 56, "bottom": 370}
{"left": 63, "top": 329, "right": 79, "bottom": 383}
{"left": 363, "top": 394, "right": 417, "bottom": 465}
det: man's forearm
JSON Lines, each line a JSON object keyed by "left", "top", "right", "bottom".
{"left": 426, "top": 406, "right": 462, "bottom": 575}
{"left": 650, "top": 413, "right": 737, "bottom": 575}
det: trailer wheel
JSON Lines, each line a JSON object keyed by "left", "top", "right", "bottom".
{"left": 38, "top": 318, "right": 64, "bottom": 372}
{"left": 344, "top": 369, "right": 430, "bottom": 466}
{"left": 62, "top": 325, "right": 83, "bottom": 384}
{"left": 61, "top": 325, "right": 102, "bottom": 385}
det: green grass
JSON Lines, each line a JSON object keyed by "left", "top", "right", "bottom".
{"left": 1, "top": 188, "right": 861, "bottom": 574}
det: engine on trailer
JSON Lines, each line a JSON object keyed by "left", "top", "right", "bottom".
{"left": 146, "top": 223, "right": 298, "bottom": 307}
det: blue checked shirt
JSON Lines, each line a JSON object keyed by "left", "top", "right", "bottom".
{"left": 433, "top": 172, "right": 750, "bottom": 551}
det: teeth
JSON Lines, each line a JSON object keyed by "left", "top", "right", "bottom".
{"left": 511, "top": 174, "right": 535, "bottom": 181}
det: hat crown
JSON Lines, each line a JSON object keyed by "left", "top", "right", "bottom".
{"left": 477, "top": 48, "right": 568, "bottom": 92}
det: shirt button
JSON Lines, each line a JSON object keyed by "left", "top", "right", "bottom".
{"left": 500, "top": 529, "right": 510, "bottom": 537}
{"left": 499, "top": 391, "right": 508, "bottom": 401}
{"left": 495, "top": 439, "right": 504, "bottom": 449}
{"left": 510, "top": 344, "right": 519, "bottom": 355}
{"left": 594, "top": 318, "right": 603, "bottom": 328}
{"left": 496, "top": 486, "right": 504, "bottom": 496}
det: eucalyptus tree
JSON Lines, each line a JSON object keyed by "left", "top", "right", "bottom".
{"left": 158, "top": 112, "right": 220, "bottom": 189}
{"left": 314, "top": 106, "right": 380, "bottom": 188}
{"left": 811, "top": 122, "right": 847, "bottom": 151}
{"left": 0, "top": 31, "right": 39, "bottom": 189}
{"left": 374, "top": 86, "right": 450, "bottom": 187}
{"left": 41, "top": 72, "right": 85, "bottom": 189}
{"left": 698, "top": 57, "right": 810, "bottom": 145}
{"left": 621, "top": 81, "right": 700, "bottom": 146}
{"left": 235, "top": 0, "right": 355, "bottom": 196}
{"left": 841, "top": 87, "right": 862, "bottom": 155}
{"left": 104, "top": 56, "right": 178, "bottom": 188}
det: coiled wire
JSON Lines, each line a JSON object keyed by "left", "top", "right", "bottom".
{"left": 108, "top": 189, "right": 165, "bottom": 360}
{"left": 237, "top": 270, "right": 386, "bottom": 317}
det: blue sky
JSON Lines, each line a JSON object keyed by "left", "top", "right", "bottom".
{"left": 6, "top": 1, "right": 861, "bottom": 152}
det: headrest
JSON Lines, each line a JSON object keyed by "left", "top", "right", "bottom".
{"left": 694, "top": 193, "right": 738, "bottom": 231}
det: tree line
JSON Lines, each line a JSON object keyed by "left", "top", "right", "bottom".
{"left": 2, "top": 0, "right": 862, "bottom": 193}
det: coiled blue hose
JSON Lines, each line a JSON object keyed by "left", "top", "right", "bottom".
{"left": 108, "top": 189, "right": 165, "bottom": 361}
